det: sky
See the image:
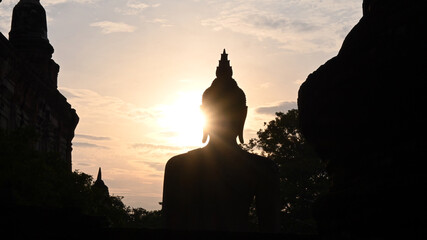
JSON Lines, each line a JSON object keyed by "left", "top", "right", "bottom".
{"left": 0, "top": 0, "right": 362, "bottom": 210}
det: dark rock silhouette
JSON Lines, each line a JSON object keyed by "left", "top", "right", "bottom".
{"left": 162, "top": 50, "right": 281, "bottom": 232}
{"left": 298, "top": 0, "right": 427, "bottom": 237}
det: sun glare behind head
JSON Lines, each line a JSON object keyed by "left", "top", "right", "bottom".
{"left": 157, "top": 91, "right": 206, "bottom": 147}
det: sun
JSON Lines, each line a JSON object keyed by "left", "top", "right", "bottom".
{"left": 157, "top": 91, "right": 206, "bottom": 147}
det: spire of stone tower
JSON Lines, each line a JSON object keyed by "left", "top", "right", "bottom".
{"left": 9, "top": 0, "right": 54, "bottom": 56}
{"left": 216, "top": 49, "right": 233, "bottom": 79}
{"left": 93, "top": 167, "right": 109, "bottom": 196}
{"left": 96, "top": 167, "right": 102, "bottom": 181}
{"left": 95, "top": 167, "right": 105, "bottom": 185}
{"left": 8, "top": 0, "right": 58, "bottom": 87}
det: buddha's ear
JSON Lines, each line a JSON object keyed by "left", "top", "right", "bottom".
{"left": 202, "top": 129, "right": 208, "bottom": 143}
{"left": 238, "top": 132, "right": 244, "bottom": 144}
{"left": 201, "top": 105, "right": 208, "bottom": 143}
{"left": 237, "top": 106, "right": 248, "bottom": 144}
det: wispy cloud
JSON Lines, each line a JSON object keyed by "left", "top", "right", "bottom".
{"left": 131, "top": 143, "right": 192, "bottom": 152}
{"left": 75, "top": 134, "right": 111, "bottom": 141}
{"left": 115, "top": 0, "right": 160, "bottom": 15}
{"left": 146, "top": 18, "right": 173, "bottom": 27}
{"left": 73, "top": 142, "right": 110, "bottom": 149}
{"left": 127, "top": 0, "right": 150, "bottom": 10}
{"left": 43, "top": 0, "right": 68, "bottom": 5}
{"left": 58, "top": 87, "right": 160, "bottom": 123}
{"left": 255, "top": 101, "right": 297, "bottom": 115}
{"left": 130, "top": 143, "right": 198, "bottom": 158}
{"left": 127, "top": 109, "right": 161, "bottom": 122}
{"left": 201, "top": 0, "right": 361, "bottom": 52}
{"left": 90, "top": 21, "right": 136, "bottom": 34}
{"left": 138, "top": 161, "right": 165, "bottom": 171}
{"left": 74, "top": 162, "right": 93, "bottom": 167}
{"left": 59, "top": 88, "right": 81, "bottom": 99}
{"left": 43, "top": 0, "right": 98, "bottom": 6}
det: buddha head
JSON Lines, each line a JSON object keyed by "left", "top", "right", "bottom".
{"left": 201, "top": 50, "right": 247, "bottom": 144}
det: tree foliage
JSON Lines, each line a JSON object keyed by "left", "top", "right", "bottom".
{"left": 242, "top": 109, "right": 330, "bottom": 234}
{"left": 127, "top": 207, "right": 163, "bottom": 228}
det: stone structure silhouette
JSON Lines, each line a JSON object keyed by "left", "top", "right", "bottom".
{"left": 0, "top": 0, "right": 78, "bottom": 170}
{"left": 92, "top": 167, "right": 112, "bottom": 218}
{"left": 298, "top": 0, "right": 427, "bottom": 237}
{"left": 93, "top": 167, "right": 110, "bottom": 196}
{"left": 162, "top": 50, "right": 280, "bottom": 232}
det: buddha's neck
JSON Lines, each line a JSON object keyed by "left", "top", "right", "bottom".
{"left": 206, "top": 135, "right": 240, "bottom": 151}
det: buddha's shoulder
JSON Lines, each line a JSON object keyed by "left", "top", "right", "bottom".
{"left": 165, "top": 148, "right": 203, "bottom": 168}
{"left": 166, "top": 148, "right": 277, "bottom": 171}
{"left": 243, "top": 151, "right": 277, "bottom": 169}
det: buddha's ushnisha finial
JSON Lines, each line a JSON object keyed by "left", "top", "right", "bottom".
{"left": 202, "top": 49, "right": 246, "bottom": 144}
{"left": 216, "top": 49, "right": 233, "bottom": 79}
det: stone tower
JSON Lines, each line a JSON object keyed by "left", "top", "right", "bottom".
{"left": 0, "top": 0, "right": 79, "bottom": 170}
{"left": 9, "top": 0, "right": 58, "bottom": 88}
{"left": 93, "top": 167, "right": 110, "bottom": 196}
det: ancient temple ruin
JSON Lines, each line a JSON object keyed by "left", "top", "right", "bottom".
{"left": 0, "top": 0, "right": 79, "bottom": 170}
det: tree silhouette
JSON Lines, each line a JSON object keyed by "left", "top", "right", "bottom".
{"left": 242, "top": 109, "right": 330, "bottom": 234}
{"left": 127, "top": 207, "right": 163, "bottom": 229}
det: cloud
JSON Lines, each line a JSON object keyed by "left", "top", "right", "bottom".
{"left": 58, "top": 87, "right": 160, "bottom": 123}
{"left": 43, "top": 0, "right": 68, "bottom": 5}
{"left": 139, "top": 161, "right": 165, "bottom": 171}
{"left": 127, "top": 0, "right": 150, "bottom": 10}
{"left": 75, "top": 162, "right": 93, "bottom": 167}
{"left": 255, "top": 101, "right": 297, "bottom": 115}
{"left": 130, "top": 143, "right": 198, "bottom": 157}
{"left": 73, "top": 142, "right": 110, "bottom": 149}
{"left": 147, "top": 18, "right": 167, "bottom": 24}
{"left": 59, "top": 88, "right": 81, "bottom": 99}
{"left": 158, "top": 131, "right": 179, "bottom": 138}
{"left": 127, "top": 109, "right": 161, "bottom": 122}
{"left": 201, "top": 0, "right": 361, "bottom": 52}
{"left": 146, "top": 18, "right": 173, "bottom": 27}
{"left": 115, "top": 0, "right": 160, "bottom": 15}
{"left": 90, "top": 21, "right": 136, "bottom": 34}
{"left": 131, "top": 143, "right": 189, "bottom": 152}
{"left": 43, "top": 0, "right": 98, "bottom": 6}
{"left": 249, "top": 14, "right": 289, "bottom": 29}
{"left": 75, "top": 134, "right": 111, "bottom": 141}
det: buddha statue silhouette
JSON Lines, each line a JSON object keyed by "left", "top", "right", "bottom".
{"left": 162, "top": 50, "right": 280, "bottom": 232}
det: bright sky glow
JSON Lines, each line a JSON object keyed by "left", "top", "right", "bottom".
{"left": 0, "top": 0, "right": 362, "bottom": 210}
{"left": 157, "top": 91, "right": 206, "bottom": 147}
